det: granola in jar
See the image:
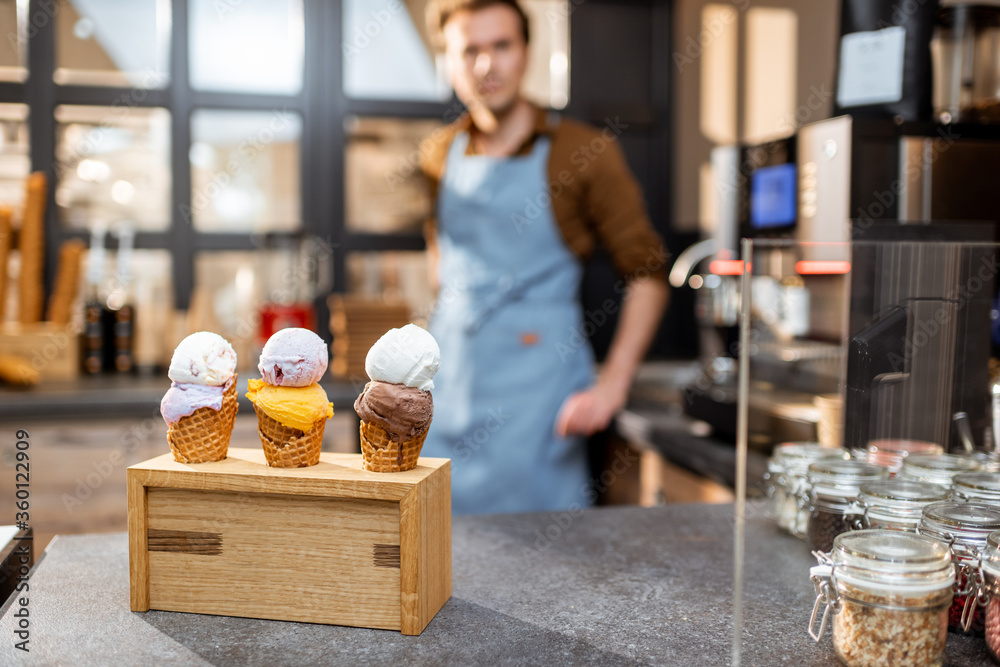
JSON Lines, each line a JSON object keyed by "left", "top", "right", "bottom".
{"left": 810, "top": 530, "right": 954, "bottom": 667}
{"left": 833, "top": 583, "right": 950, "bottom": 667}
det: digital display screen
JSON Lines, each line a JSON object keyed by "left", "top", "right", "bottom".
{"left": 750, "top": 163, "right": 797, "bottom": 229}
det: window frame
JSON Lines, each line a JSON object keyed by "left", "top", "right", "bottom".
{"left": 10, "top": 0, "right": 448, "bottom": 317}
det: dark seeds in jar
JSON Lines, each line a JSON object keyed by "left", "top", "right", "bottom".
{"left": 808, "top": 507, "right": 857, "bottom": 552}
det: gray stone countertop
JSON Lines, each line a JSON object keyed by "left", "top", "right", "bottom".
{"left": 0, "top": 503, "right": 991, "bottom": 666}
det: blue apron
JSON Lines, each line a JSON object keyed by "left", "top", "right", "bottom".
{"left": 423, "top": 129, "right": 595, "bottom": 514}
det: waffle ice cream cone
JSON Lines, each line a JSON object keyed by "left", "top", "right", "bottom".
{"left": 359, "top": 419, "right": 427, "bottom": 472}
{"left": 255, "top": 407, "right": 325, "bottom": 467}
{"left": 166, "top": 377, "right": 238, "bottom": 463}
{"left": 355, "top": 324, "right": 439, "bottom": 473}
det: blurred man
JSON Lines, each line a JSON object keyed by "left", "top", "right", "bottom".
{"left": 421, "top": 0, "right": 668, "bottom": 513}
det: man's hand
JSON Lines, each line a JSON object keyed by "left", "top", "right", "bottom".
{"left": 555, "top": 275, "right": 669, "bottom": 438}
{"left": 555, "top": 380, "right": 628, "bottom": 437}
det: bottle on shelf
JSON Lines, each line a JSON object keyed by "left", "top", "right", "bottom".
{"left": 105, "top": 223, "right": 135, "bottom": 374}
{"left": 82, "top": 224, "right": 107, "bottom": 375}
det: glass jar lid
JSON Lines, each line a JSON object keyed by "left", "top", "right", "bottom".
{"left": 953, "top": 472, "right": 1000, "bottom": 499}
{"left": 920, "top": 501, "right": 1000, "bottom": 550}
{"left": 860, "top": 480, "right": 950, "bottom": 505}
{"left": 866, "top": 439, "right": 943, "bottom": 472}
{"left": 984, "top": 529, "right": 1000, "bottom": 577}
{"left": 808, "top": 459, "right": 887, "bottom": 498}
{"left": 900, "top": 454, "right": 983, "bottom": 485}
{"left": 831, "top": 529, "right": 955, "bottom": 592}
{"left": 772, "top": 443, "right": 848, "bottom": 477}
{"left": 922, "top": 500, "right": 1000, "bottom": 528}
{"left": 963, "top": 452, "right": 1000, "bottom": 473}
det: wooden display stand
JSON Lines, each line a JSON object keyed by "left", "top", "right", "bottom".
{"left": 127, "top": 448, "right": 451, "bottom": 635}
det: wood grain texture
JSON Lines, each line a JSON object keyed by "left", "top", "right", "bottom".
{"left": 129, "top": 448, "right": 449, "bottom": 502}
{"left": 127, "top": 470, "right": 149, "bottom": 611}
{"left": 373, "top": 544, "right": 401, "bottom": 568}
{"left": 400, "top": 461, "right": 451, "bottom": 635}
{"left": 129, "top": 449, "right": 451, "bottom": 633}
{"left": 147, "top": 529, "right": 222, "bottom": 555}
{"left": 146, "top": 487, "right": 403, "bottom": 629}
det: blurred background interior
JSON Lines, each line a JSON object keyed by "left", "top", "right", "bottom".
{"left": 1, "top": 0, "right": 1000, "bottom": 551}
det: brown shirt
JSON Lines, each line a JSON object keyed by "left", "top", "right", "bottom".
{"left": 419, "top": 105, "right": 668, "bottom": 282}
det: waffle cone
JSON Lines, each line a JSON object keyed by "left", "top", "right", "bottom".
{"left": 255, "top": 407, "right": 325, "bottom": 467}
{"left": 359, "top": 420, "right": 427, "bottom": 472}
{"left": 167, "top": 377, "right": 239, "bottom": 463}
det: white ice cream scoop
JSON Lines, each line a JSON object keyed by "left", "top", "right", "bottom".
{"left": 168, "top": 331, "right": 237, "bottom": 386}
{"left": 365, "top": 324, "right": 440, "bottom": 391}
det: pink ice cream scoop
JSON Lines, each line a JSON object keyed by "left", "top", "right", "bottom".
{"left": 160, "top": 377, "right": 234, "bottom": 425}
{"left": 258, "top": 328, "right": 329, "bottom": 387}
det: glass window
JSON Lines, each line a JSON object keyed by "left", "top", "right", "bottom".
{"left": 0, "top": 104, "right": 30, "bottom": 212}
{"left": 54, "top": 0, "right": 170, "bottom": 88}
{"left": 342, "top": 0, "right": 569, "bottom": 108}
{"left": 521, "top": 0, "right": 570, "bottom": 109}
{"left": 189, "top": 109, "right": 301, "bottom": 233}
{"left": 342, "top": 0, "right": 449, "bottom": 102}
{"left": 347, "top": 251, "right": 433, "bottom": 325}
{"left": 193, "top": 250, "right": 266, "bottom": 370}
{"left": 0, "top": 0, "right": 26, "bottom": 82}
{"left": 54, "top": 105, "right": 172, "bottom": 231}
{"left": 344, "top": 116, "right": 440, "bottom": 234}
{"left": 193, "top": 245, "right": 327, "bottom": 368}
{"left": 188, "top": 0, "right": 304, "bottom": 95}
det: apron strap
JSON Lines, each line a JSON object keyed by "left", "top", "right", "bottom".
{"left": 464, "top": 261, "right": 566, "bottom": 334}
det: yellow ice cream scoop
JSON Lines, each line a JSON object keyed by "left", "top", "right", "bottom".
{"left": 246, "top": 378, "right": 333, "bottom": 432}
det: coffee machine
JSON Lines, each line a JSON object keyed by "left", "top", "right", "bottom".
{"left": 676, "top": 134, "right": 841, "bottom": 443}
{"left": 797, "top": 114, "right": 1000, "bottom": 452}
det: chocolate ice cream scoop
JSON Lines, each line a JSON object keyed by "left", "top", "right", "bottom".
{"left": 354, "top": 380, "right": 433, "bottom": 441}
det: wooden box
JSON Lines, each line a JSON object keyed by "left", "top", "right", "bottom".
{"left": 0, "top": 322, "right": 79, "bottom": 380}
{"left": 127, "top": 448, "right": 451, "bottom": 635}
